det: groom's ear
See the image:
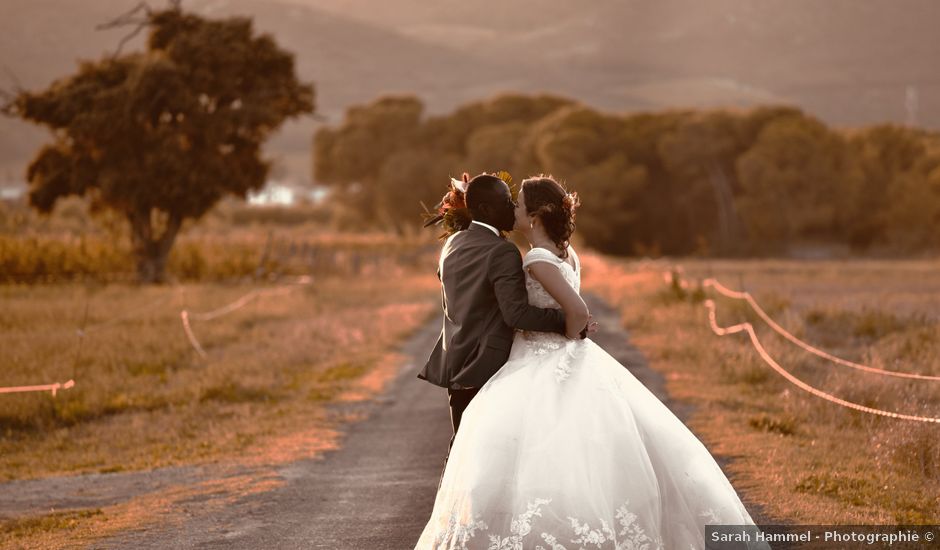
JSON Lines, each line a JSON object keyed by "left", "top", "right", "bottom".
{"left": 474, "top": 200, "right": 494, "bottom": 220}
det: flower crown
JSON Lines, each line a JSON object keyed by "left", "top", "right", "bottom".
{"left": 422, "top": 171, "right": 513, "bottom": 239}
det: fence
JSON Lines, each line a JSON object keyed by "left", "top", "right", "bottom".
{"left": 662, "top": 268, "right": 940, "bottom": 424}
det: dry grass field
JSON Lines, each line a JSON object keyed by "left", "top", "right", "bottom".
{"left": 3, "top": 202, "right": 938, "bottom": 545}
{"left": 0, "top": 196, "right": 432, "bottom": 284}
{"left": 1, "top": 195, "right": 443, "bottom": 483}
{"left": 0, "top": 239, "right": 441, "bottom": 548}
{"left": 0, "top": 273, "right": 439, "bottom": 482}
{"left": 581, "top": 253, "right": 940, "bottom": 524}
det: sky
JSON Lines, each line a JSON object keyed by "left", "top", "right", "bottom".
{"left": 2, "top": 0, "right": 938, "bottom": 188}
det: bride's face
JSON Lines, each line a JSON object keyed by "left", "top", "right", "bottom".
{"left": 513, "top": 187, "right": 529, "bottom": 231}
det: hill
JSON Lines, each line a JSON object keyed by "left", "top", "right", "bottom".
{"left": 3, "top": 0, "right": 938, "bottom": 184}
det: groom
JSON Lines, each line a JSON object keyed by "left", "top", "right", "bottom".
{"left": 418, "top": 173, "right": 593, "bottom": 454}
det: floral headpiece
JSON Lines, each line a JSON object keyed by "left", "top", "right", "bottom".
{"left": 423, "top": 171, "right": 513, "bottom": 239}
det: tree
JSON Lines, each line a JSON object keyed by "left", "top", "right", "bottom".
{"left": 313, "top": 93, "right": 572, "bottom": 231}
{"left": 569, "top": 155, "right": 648, "bottom": 255}
{"left": 375, "top": 148, "right": 463, "bottom": 233}
{"left": 314, "top": 95, "right": 424, "bottom": 227}
{"left": 463, "top": 121, "right": 530, "bottom": 175}
{"left": 846, "top": 124, "right": 929, "bottom": 249}
{"left": 657, "top": 111, "right": 748, "bottom": 254}
{"left": 514, "top": 105, "right": 653, "bottom": 255}
{"left": 881, "top": 152, "right": 940, "bottom": 250}
{"left": 4, "top": 5, "right": 314, "bottom": 282}
{"left": 734, "top": 115, "right": 858, "bottom": 248}
{"left": 616, "top": 110, "right": 690, "bottom": 255}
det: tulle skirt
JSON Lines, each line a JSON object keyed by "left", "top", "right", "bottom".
{"left": 415, "top": 332, "right": 769, "bottom": 550}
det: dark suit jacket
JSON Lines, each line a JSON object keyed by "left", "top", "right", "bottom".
{"left": 418, "top": 223, "right": 567, "bottom": 389}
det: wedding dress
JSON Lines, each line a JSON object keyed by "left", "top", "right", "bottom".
{"left": 415, "top": 246, "right": 769, "bottom": 550}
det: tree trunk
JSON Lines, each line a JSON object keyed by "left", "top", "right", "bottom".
{"left": 705, "top": 160, "right": 745, "bottom": 254}
{"left": 128, "top": 208, "right": 183, "bottom": 284}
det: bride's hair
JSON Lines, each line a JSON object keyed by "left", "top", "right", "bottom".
{"left": 521, "top": 175, "right": 580, "bottom": 259}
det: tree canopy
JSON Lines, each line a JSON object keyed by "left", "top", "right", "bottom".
{"left": 5, "top": 5, "right": 314, "bottom": 282}
{"left": 313, "top": 94, "right": 940, "bottom": 256}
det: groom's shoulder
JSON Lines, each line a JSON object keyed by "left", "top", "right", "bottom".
{"left": 487, "top": 239, "right": 523, "bottom": 266}
{"left": 445, "top": 229, "right": 517, "bottom": 261}
{"left": 448, "top": 227, "right": 504, "bottom": 247}
{"left": 442, "top": 228, "right": 474, "bottom": 249}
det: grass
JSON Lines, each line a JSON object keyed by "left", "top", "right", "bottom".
{"left": 8, "top": 202, "right": 937, "bottom": 535}
{"left": 581, "top": 253, "right": 940, "bottom": 524}
{"left": 0, "top": 195, "right": 435, "bottom": 284}
{"left": 0, "top": 273, "right": 439, "bottom": 482}
{"left": 0, "top": 508, "right": 103, "bottom": 539}
{"left": 0, "top": 197, "right": 446, "bottom": 546}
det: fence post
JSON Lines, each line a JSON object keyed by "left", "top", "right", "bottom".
{"left": 255, "top": 230, "right": 274, "bottom": 280}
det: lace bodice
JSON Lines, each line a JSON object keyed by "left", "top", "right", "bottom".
{"left": 522, "top": 246, "right": 581, "bottom": 308}
{"left": 518, "top": 247, "right": 582, "bottom": 367}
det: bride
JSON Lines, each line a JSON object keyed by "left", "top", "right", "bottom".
{"left": 415, "top": 176, "right": 768, "bottom": 550}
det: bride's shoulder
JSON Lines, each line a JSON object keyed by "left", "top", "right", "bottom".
{"left": 568, "top": 245, "right": 580, "bottom": 266}
{"left": 522, "top": 247, "right": 562, "bottom": 268}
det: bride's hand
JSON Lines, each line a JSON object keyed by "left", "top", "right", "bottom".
{"left": 577, "top": 315, "right": 599, "bottom": 339}
{"left": 587, "top": 318, "right": 599, "bottom": 335}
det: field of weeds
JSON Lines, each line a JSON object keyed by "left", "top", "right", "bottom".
{"left": 1, "top": 269, "right": 438, "bottom": 481}
{"left": 581, "top": 254, "right": 940, "bottom": 523}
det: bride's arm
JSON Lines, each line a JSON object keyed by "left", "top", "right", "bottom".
{"left": 526, "top": 262, "right": 589, "bottom": 339}
{"left": 489, "top": 243, "right": 567, "bottom": 334}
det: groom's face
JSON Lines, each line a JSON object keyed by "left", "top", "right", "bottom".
{"left": 491, "top": 181, "right": 517, "bottom": 232}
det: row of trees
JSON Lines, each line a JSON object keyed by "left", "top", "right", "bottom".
{"left": 313, "top": 95, "right": 940, "bottom": 256}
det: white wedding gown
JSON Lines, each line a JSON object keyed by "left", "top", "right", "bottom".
{"left": 415, "top": 247, "right": 769, "bottom": 550}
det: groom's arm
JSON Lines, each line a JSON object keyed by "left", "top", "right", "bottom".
{"left": 488, "top": 243, "right": 566, "bottom": 334}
